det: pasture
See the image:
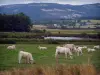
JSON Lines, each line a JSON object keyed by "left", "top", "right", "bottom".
{"left": 46, "top": 29, "right": 100, "bottom": 34}
{"left": 0, "top": 44, "right": 100, "bottom": 71}
{"left": 81, "top": 20, "right": 100, "bottom": 24}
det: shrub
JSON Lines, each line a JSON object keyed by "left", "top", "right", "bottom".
{"left": 0, "top": 40, "right": 16, "bottom": 44}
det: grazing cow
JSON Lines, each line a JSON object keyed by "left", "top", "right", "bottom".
{"left": 82, "top": 46, "right": 87, "bottom": 49}
{"left": 75, "top": 47, "right": 83, "bottom": 56}
{"left": 38, "top": 46, "right": 47, "bottom": 50}
{"left": 94, "top": 45, "right": 100, "bottom": 49}
{"left": 7, "top": 45, "right": 16, "bottom": 50}
{"left": 87, "top": 48, "right": 95, "bottom": 52}
{"left": 55, "top": 46, "right": 73, "bottom": 59}
{"left": 18, "top": 51, "right": 34, "bottom": 64}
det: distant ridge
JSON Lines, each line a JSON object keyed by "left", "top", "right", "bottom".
{"left": 0, "top": 3, "right": 100, "bottom": 21}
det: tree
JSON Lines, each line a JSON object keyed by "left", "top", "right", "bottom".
{"left": 87, "top": 20, "right": 91, "bottom": 22}
{"left": 81, "top": 32, "right": 88, "bottom": 38}
{"left": 97, "top": 32, "right": 100, "bottom": 39}
{"left": 77, "top": 19, "right": 81, "bottom": 23}
{"left": 43, "top": 29, "right": 46, "bottom": 33}
{"left": 0, "top": 13, "right": 32, "bottom": 32}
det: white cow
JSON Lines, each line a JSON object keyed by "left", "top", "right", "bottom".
{"left": 82, "top": 46, "right": 87, "bottom": 49}
{"left": 55, "top": 46, "right": 73, "bottom": 59}
{"left": 75, "top": 47, "right": 83, "bottom": 56}
{"left": 38, "top": 46, "right": 47, "bottom": 50}
{"left": 18, "top": 51, "right": 34, "bottom": 64}
{"left": 7, "top": 45, "right": 16, "bottom": 50}
{"left": 63, "top": 44, "right": 76, "bottom": 52}
{"left": 87, "top": 48, "right": 95, "bottom": 52}
{"left": 94, "top": 45, "right": 100, "bottom": 49}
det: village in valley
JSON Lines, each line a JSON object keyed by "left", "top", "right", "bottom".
{"left": 33, "top": 20, "right": 100, "bottom": 30}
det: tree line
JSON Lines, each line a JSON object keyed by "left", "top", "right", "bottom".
{"left": 0, "top": 13, "right": 32, "bottom": 32}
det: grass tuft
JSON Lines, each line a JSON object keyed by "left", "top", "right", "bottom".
{"left": 0, "top": 64, "right": 97, "bottom": 75}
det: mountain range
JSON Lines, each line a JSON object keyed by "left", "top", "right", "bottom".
{"left": 0, "top": 3, "right": 100, "bottom": 21}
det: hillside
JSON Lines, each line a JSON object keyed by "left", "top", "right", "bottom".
{"left": 0, "top": 3, "right": 100, "bottom": 21}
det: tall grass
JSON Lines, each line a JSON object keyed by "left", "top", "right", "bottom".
{"left": 0, "top": 64, "right": 96, "bottom": 75}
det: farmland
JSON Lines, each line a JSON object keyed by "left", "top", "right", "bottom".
{"left": 33, "top": 20, "right": 100, "bottom": 30}
{"left": 0, "top": 44, "right": 100, "bottom": 71}
{"left": 46, "top": 29, "right": 100, "bottom": 34}
{"left": 0, "top": 19, "right": 100, "bottom": 74}
{"left": 0, "top": 3, "right": 100, "bottom": 75}
{"left": 0, "top": 30, "right": 100, "bottom": 75}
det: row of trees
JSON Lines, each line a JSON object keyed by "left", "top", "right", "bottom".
{"left": 0, "top": 13, "right": 32, "bottom": 32}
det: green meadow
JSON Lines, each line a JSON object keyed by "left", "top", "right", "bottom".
{"left": 46, "top": 29, "right": 100, "bottom": 34}
{"left": 0, "top": 44, "right": 100, "bottom": 71}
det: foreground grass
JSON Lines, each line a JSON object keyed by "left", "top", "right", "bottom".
{"left": 0, "top": 44, "right": 100, "bottom": 71}
{"left": 0, "top": 64, "right": 96, "bottom": 75}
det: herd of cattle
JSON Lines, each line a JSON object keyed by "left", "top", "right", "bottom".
{"left": 6, "top": 44, "right": 100, "bottom": 64}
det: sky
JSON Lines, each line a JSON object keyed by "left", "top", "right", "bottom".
{"left": 0, "top": 0, "right": 100, "bottom": 6}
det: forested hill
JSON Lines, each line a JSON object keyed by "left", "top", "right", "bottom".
{"left": 0, "top": 3, "right": 100, "bottom": 20}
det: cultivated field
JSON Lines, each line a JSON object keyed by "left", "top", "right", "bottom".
{"left": 0, "top": 44, "right": 100, "bottom": 71}
{"left": 46, "top": 29, "right": 100, "bottom": 34}
{"left": 81, "top": 20, "right": 100, "bottom": 24}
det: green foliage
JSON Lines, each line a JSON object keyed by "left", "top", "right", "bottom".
{"left": 47, "top": 39, "right": 59, "bottom": 44}
{"left": 31, "top": 29, "right": 44, "bottom": 33}
{"left": 97, "top": 32, "right": 100, "bottom": 39}
{"left": 0, "top": 38, "right": 100, "bottom": 45}
{"left": 43, "top": 29, "right": 46, "bottom": 33}
{"left": 87, "top": 20, "right": 91, "bottom": 22}
{"left": 0, "top": 13, "right": 32, "bottom": 32}
{"left": 81, "top": 32, "right": 88, "bottom": 37}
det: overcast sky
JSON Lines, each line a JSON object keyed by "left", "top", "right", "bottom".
{"left": 0, "top": 0, "right": 100, "bottom": 6}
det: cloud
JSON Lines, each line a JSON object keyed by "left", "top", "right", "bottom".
{"left": 0, "top": 0, "right": 100, "bottom": 6}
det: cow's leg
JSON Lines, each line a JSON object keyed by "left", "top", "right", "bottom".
{"left": 65, "top": 52, "right": 67, "bottom": 59}
{"left": 27, "top": 56, "right": 30, "bottom": 64}
{"left": 18, "top": 54, "right": 22, "bottom": 64}
{"left": 81, "top": 51, "right": 83, "bottom": 55}
{"left": 69, "top": 51, "right": 73, "bottom": 59}
{"left": 55, "top": 52, "right": 59, "bottom": 64}
{"left": 77, "top": 51, "right": 79, "bottom": 56}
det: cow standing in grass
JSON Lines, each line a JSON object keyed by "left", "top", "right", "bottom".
{"left": 18, "top": 51, "right": 35, "bottom": 64}
{"left": 94, "top": 45, "right": 100, "bottom": 49}
{"left": 82, "top": 46, "right": 87, "bottom": 49}
{"left": 87, "top": 48, "right": 95, "bottom": 52}
{"left": 75, "top": 47, "right": 83, "bottom": 56}
{"left": 38, "top": 46, "right": 47, "bottom": 50}
{"left": 55, "top": 46, "right": 73, "bottom": 60}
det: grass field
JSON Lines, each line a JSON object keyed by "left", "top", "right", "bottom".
{"left": 46, "top": 29, "right": 100, "bottom": 34}
{"left": 0, "top": 44, "right": 100, "bottom": 71}
{"left": 82, "top": 20, "right": 100, "bottom": 24}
